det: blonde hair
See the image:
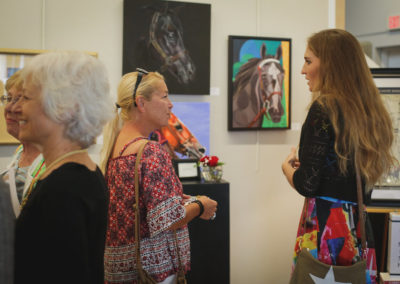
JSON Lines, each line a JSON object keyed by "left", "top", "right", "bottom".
{"left": 100, "top": 71, "right": 164, "bottom": 172}
{"left": 5, "top": 70, "right": 23, "bottom": 92}
{"left": 308, "top": 29, "right": 396, "bottom": 188}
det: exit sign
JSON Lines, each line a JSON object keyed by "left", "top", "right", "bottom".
{"left": 389, "top": 15, "right": 400, "bottom": 30}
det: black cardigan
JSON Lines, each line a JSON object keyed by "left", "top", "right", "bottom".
{"left": 293, "top": 102, "right": 359, "bottom": 203}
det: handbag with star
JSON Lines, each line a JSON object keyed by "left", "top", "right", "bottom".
{"left": 289, "top": 164, "right": 367, "bottom": 284}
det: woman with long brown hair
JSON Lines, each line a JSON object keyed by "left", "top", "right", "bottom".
{"left": 282, "top": 29, "right": 396, "bottom": 283}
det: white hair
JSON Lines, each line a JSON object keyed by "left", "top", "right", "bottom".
{"left": 22, "top": 51, "right": 113, "bottom": 148}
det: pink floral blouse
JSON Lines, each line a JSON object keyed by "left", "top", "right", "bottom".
{"left": 104, "top": 138, "right": 190, "bottom": 283}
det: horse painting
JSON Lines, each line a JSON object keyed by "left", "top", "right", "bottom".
{"left": 150, "top": 113, "right": 206, "bottom": 160}
{"left": 232, "top": 44, "right": 285, "bottom": 128}
{"left": 148, "top": 5, "right": 196, "bottom": 85}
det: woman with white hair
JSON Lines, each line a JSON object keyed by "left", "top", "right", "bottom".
{"left": 14, "top": 51, "right": 113, "bottom": 283}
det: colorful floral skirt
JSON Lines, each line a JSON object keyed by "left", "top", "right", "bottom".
{"left": 292, "top": 197, "right": 377, "bottom": 283}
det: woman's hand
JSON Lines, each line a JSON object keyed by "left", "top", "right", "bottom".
{"left": 282, "top": 147, "right": 299, "bottom": 188}
{"left": 197, "top": 196, "right": 217, "bottom": 220}
{"left": 182, "top": 194, "right": 192, "bottom": 204}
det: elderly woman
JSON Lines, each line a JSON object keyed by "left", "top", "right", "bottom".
{"left": 101, "top": 70, "right": 217, "bottom": 283}
{"left": 14, "top": 51, "right": 113, "bottom": 283}
{"left": 1, "top": 70, "right": 45, "bottom": 217}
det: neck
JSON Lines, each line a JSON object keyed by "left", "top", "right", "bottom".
{"left": 18, "top": 142, "right": 41, "bottom": 168}
{"left": 21, "top": 142, "right": 40, "bottom": 156}
{"left": 41, "top": 139, "right": 83, "bottom": 167}
{"left": 122, "top": 119, "right": 153, "bottom": 138}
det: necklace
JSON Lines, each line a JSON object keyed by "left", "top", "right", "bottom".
{"left": 20, "top": 148, "right": 88, "bottom": 210}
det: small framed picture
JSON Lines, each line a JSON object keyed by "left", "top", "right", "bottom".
{"left": 172, "top": 159, "right": 200, "bottom": 181}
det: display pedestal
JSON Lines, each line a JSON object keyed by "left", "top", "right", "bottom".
{"left": 182, "top": 180, "right": 230, "bottom": 284}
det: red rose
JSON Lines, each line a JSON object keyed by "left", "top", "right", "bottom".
{"left": 208, "top": 156, "right": 219, "bottom": 167}
{"left": 200, "top": 155, "right": 208, "bottom": 162}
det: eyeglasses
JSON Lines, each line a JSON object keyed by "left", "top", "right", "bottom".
{"left": 0, "top": 95, "right": 21, "bottom": 105}
{"left": 132, "top": 68, "right": 149, "bottom": 107}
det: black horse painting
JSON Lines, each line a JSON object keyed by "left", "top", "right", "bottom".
{"left": 148, "top": 5, "right": 196, "bottom": 85}
{"left": 123, "top": 0, "right": 210, "bottom": 95}
{"left": 232, "top": 44, "right": 285, "bottom": 128}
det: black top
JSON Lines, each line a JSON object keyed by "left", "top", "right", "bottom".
{"left": 293, "top": 102, "right": 359, "bottom": 202}
{"left": 15, "top": 163, "right": 108, "bottom": 284}
{"left": 0, "top": 179, "right": 14, "bottom": 284}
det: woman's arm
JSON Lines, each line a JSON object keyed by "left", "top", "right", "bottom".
{"left": 142, "top": 143, "right": 217, "bottom": 235}
{"left": 168, "top": 195, "right": 217, "bottom": 231}
{"left": 287, "top": 103, "right": 333, "bottom": 197}
{"left": 282, "top": 147, "right": 299, "bottom": 188}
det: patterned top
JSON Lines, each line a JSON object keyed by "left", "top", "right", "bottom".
{"left": 293, "top": 101, "right": 359, "bottom": 202}
{"left": 104, "top": 137, "right": 190, "bottom": 283}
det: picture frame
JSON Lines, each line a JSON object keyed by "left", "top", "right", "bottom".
{"left": 172, "top": 158, "right": 200, "bottom": 181}
{"left": 228, "top": 35, "right": 291, "bottom": 131}
{"left": 0, "top": 48, "right": 98, "bottom": 145}
{"left": 370, "top": 68, "right": 400, "bottom": 204}
{"left": 123, "top": 0, "right": 211, "bottom": 95}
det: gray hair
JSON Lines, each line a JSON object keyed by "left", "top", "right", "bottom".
{"left": 22, "top": 51, "right": 113, "bottom": 148}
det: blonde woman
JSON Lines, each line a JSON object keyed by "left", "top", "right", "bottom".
{"left": 282, "top": 29, "right": 396, "bottom": 283}
{"left": 101, "top": 70, "right": 217, "bottom": 283}
{"left": 1, "top": 70, "right": 45, "bottom": 218}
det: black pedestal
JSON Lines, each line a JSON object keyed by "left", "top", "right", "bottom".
{"left": 182, "top": 180, "right": 230, "bottom": 284}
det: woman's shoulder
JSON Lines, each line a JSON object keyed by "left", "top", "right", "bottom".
{"left": 42, "top": 163, "right": 105, "bottom": 191}
{"left": 143, "top": 140, "right": 171, "bottom": 161}
{"left": 307, "top": 100, "right": 330, "bottom": 121}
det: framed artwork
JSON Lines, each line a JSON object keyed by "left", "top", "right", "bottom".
{"left": 228, "top": 35, "right": 291, "bottom": 131}
{"left": 370, "top": 68, "right": 400, "bottom": 203}
{"left": 149, "top": 102, "right": 209, "bottom": 161}
{"left": 123, "top": 0, "right": 211, "bottom": 95}
{"left": 172, "top": 158, "right": 200, "bottom": 181}
{"left": 0, "top": 48, "right": 97, "bottom": 144}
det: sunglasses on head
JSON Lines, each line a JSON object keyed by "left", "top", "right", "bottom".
{"left": 132, "top": 68, "right": 149, "bottom": 107}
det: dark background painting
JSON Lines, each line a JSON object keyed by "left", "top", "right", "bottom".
{"left": 123, "top": 0, "right": 211, "bottom": 95}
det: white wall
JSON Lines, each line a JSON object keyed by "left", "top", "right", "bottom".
{"left": 346, "top": 0, "right": 400, "bottom": 65}
{"left": 0, "top": 0, "right": 328, "bottom": 282}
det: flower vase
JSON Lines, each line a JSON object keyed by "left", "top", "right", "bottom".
{"left": 201, "top": 165, "right": 223, "bottom": 182}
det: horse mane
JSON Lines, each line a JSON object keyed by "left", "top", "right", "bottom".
{"left": 234, "top": 55, "right": 274, "bottom": 92}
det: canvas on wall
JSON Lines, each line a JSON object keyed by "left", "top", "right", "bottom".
{"left": 123, "top": 0, "right": 211, "bottom": 95}
{"left": 228, "top": 36, "right": 291, "bottom": 131}
{"left": 150, "top": 102, "right": 210, "bottom": 160}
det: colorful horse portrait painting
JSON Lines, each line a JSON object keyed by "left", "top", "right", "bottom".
{"left": 228, "top": 36, "right": 291, "bottom": 130}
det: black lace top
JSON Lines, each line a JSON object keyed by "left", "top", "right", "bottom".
{"left": 293, "top": 101, "right": 359, "bottom": 202}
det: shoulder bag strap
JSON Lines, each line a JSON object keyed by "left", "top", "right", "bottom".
{"left": 134, "top": 140, "right": 149, "bottom": 272}
{"left": 355, "top": 162, "right": 367, "bottom": 257}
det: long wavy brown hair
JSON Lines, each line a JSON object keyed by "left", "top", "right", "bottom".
{"left": 308, "top": 29, "right": 396, "bottom": 188}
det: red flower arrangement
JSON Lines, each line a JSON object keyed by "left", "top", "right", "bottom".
{"left": 199, "top": 155, "right": 224, "bottom": 167}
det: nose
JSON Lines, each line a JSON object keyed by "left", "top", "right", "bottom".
{"left": 168, "top": 98, "right": 173, "bottom": 110}
{"left": 301, "top": 64, "right": 306, "bottom": 75}
{"left": 4, "top": 101, "right": 13, "bottom": 113}
{"left": 13, "top": 97, "right": 22, "bottom": 113}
